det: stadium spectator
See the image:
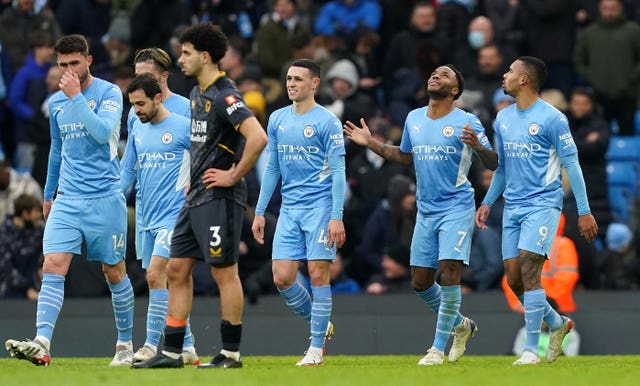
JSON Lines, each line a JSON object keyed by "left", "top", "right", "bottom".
{"left": 313, "top": 0, "right": 382, "bottom": 38}
{"left": 254, "top": 0, "right": 308, "bottom": 80}
{"left": 597, "top": 223, "right": 638, "bottom": 289}
{"left": 0, "top": 159, "right": 42, "bottom": 221}
{"left": 521, "top": 0, "right": 578, "bottom": 97}
{"left": 0, "top": 193, "right": 43, "bottom": 299}
{"left": 0, "top": 38, "right": 13, "bottom": 162}
{"left": 366, "top": 244, "right": 412, "bottom": 295}
{"left": 0, "top": 0, "right": 61, "bottom": 73}
{"left": 383, "top": 1, "right": 441, "bottom": 97}
{"left": 574, "top": 0, "right": 640, "bottom": 135}
{"left": 8, "top": 30, "right": 54, "bottom": 173}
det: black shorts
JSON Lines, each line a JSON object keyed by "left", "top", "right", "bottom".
{"left": 170, "top": 199, "right": 244, "bottom": 266}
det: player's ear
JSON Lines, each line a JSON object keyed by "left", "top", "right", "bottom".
{"left": 86, "top": 54, "right": 93, "bottom": 67}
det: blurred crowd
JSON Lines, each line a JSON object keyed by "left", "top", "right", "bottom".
{"left": 1, "top": 0, "right": 639, "bottom": 304}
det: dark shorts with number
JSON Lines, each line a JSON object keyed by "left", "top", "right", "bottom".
{"left": 170, "top": 198, "right": 244, "bottom": 266}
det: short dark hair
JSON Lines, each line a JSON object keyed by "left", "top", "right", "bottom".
{"left": 179, "top": 23, "right": 228, "bottom": 63}
{"left": 134, "top": 47, "right": 172, "bottom": 72}
{"left": 54, "top": 34, "right": 89, "bottom": 56}
{"left": 127, "top": 73, "right": 162, "bottom": 99}
{"left": 290, "top": 59, "right": 321, "bottom": 79}
{"left": 517, "top": 56, "right": 547, "bottom": 91}
{"left": 30, "top": 30, "right": 53, "bottom": 48}
{"left": 443, "top": 64, "right": 465, "bottom": 100}
{"left": 570, "top": 86, "right": 595, "bottom": 103}
{"left": 14, "top": 194, "right": 41, "bottom": 217}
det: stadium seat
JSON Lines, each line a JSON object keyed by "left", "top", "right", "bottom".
{"left": 606, "top": 136, "right": 640, "bottom": 162}
{"left": 608, "top": 186, "right": 633, "bottom": 224}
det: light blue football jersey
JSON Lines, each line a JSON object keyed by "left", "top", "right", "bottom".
{"left": 123, "top": 93, "right": 190, "bottom": 228}
{"left": 122, "top": 113, "right": 190, "bottom": 230}
{"left": 494, "top": 98, "right": 577, "bottom": 209}
{"left": 44, "top": 78, "right": 123, "bottom": 199}
{"left": 267, "top": 104, "right": 345, "bottom": 209}
{"left": 400, "top": 107, "right": 491, "bottom": 215}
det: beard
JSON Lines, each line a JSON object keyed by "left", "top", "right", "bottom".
{"left": 427, "top": 86, "right": 450, "bottom": 100}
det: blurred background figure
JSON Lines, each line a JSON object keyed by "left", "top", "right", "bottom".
{"left": 597, "top": 223, "right": 637, "bottom": 289}
{"left": 365, "top": 244, "right": 411, "bottom": 295}
{"left": 0, "top": 193, "right": 43, "bottom": 300}
{"left": 0, "top": 159, "right": 42, "bottom": 221}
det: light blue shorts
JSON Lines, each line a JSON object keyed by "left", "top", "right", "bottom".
{"left": 136, "top": 225, "right": 174, "bottom": 269}
{"left": 502, "top": 206, "right": 561, "bottom": 259}
{"left": 410, "top": 206, "right": 475, "bottom": 269}
{"left": 43, "top": 193, "right": 127, "bottom": 265}
{"left": 273, "top": 207, "right": 336, "bottom": 261}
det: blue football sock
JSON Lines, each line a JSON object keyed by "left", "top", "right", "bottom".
{"left": 278, "top": 281, "right": 312, "bottom": 322}
{"left": 523, "top": 289, "right": 546, "bottom": 354}
{"left": 416, "top": 283, "right": 463, "bottom": 327}
{"left": 432, "top": 285, "right": 462, "bottom": 352}
{"left": 184, "top": 316, "right": 195, "bottom": 349}
{"left": 310, "top": 285, "right": 332, "bottom": 349}
{"left": 36, "top": 273, "right": 66, "bottom": 341}
{"left": 145, "top": 289, "right": 168, "bottom": 348}
{"left": 108, "top": 275, "right": 134, "bottom": 343}
{"left": 518, "top": 293, "right": 563, "bottom": 330}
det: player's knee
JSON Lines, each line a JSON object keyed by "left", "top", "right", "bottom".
{"left": 273, "top": 274, "right": 296, "bottom": 290}
{"left": 146, "top": 269, "right": 167, "bottom": 288}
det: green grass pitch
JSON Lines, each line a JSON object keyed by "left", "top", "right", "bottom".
{"left": 1, "top": 356, "right": 639, "bottom": 386}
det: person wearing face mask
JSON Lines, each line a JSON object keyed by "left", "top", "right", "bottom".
{"left": 0, "top": 194, "right": 44, "bottom": 300}
{"left": 452, "top": 16, "right": 516, "bottom": 78}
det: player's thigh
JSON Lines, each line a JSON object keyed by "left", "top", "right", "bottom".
{"left": 43, "top": 198, "right": 83, "bottom": 255}
{"left": 436, "top": 206, "right": 475, "bottom": 265}
{"left": 83, "top": 194, "right": 127, "bottom": 265}
{"left": 518, "top": 207, "right": 561, "bottom": 257}
{"left": 170, "top": 204, "right": 201, "bottom": 259}
{"left": 191, "top": 199, "right": 243, "bottom": 266}
{"left": 410, "top": 212, "right": 438, "bottom": 269}
{"left": 273, "top": 207, "right": 306, "bottom": 260}
{"left": 300, "top": 208, "right": 335, "bottom": 261}
{"left": 502, "top": 206, "right": 522, "bottom": 260}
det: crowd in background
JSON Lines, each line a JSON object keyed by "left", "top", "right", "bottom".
{"left": 0, "top": 0, "right": 639, "bottom": 303}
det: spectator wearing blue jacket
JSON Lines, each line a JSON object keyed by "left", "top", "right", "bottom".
{"left": 314, "top": 0, "right": 382, "bottom": 37}
{"left": 8, "top": 30, "right": 53, "bottom": 173}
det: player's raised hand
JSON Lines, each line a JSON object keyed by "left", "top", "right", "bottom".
{"left": 202, "top": 164, "right": 237, "bottom": 188}
{"left": 343, "top": 118, "right": 372, "bottom": 147}
{"left": 578, "top": 213, "right": 598, "bottom": 243}
{"left": 461, "top": 124, "right": 481, "bottom": 149}
{"left": 327, "top": 219, "right": 346, "bottom": 248}
{"left": 251, "top": 215, "right": 266, "bottom": 245}
{"left": 475, "top": 204, "right": 491, "bottom": 230}
{"left": 59, "top": 70, "right": 81, "bottom": 98}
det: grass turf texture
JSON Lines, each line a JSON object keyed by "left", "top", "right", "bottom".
{"left": 1, "top": 356, "right": 639, "bottom": 386}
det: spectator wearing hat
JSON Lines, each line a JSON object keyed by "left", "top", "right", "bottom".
{"left": 597, "top": 223, "right": 638, "bottom": 289}
{"left": 366, "top": 244, "right": 412, "bottom": 295}
{"left": 321, "top": 58, "right": 378, "bottom": 132}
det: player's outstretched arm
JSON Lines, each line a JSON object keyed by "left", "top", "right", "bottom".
{"left": 343, "top": 118, "right": 412, "bottom": 165}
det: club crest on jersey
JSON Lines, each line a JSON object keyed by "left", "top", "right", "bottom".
{"left": 442, "top": 126, "right": 455, "bottom": 137}
{"left": 87, "top": 99, "right": 97, "bottom": 110}
{"left": 205, "top": 100, "right": 211, "bottom": 112}
{"left": 529, "top": 123, "right": 540, "bottom": 135}
{"left": 161, "top": 132, "right": 173, "bottom": 144}
{"left": 303, "top": 125, "right": 314, "bottom": 138}
{"left": 191, "top": 99, "right": 195, "bottom": 109}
